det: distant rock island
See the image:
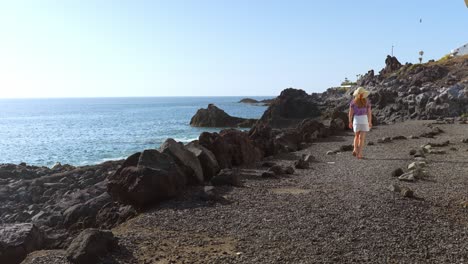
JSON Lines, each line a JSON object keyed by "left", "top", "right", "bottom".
{"left": 190, "top": 104, "right": 257, "bottom": 128}
{"left": 238, "top": 98, "right": 274, "bottom": 105}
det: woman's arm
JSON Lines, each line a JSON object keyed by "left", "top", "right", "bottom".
{"left": 348, "top": 106, "right": 354, "bottom": 129}
{"left": 367, "top": 107, "right": 373, "bottom": 128}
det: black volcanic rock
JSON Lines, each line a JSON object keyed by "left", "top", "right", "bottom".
{"left": 0, "top": 223, "right": 44, "bottom": 264}
{"left": 318, "top": 55, "right": 468, "bottom": 123}
{"left": 199, "top": 129, "right": 263, "bottom": 169}
{"left": 255, "top": 88, "right": 321, "bottom": 128}
{"left": 379, "top": 55, "right": 402, "bottom": 77}
{"left": 190, "top": 104, "right": 257, "bottom": 128}
{"left": 66, "top": 228, "right": 117, "bottom": 264}
{"left": 107, "top": 150, "right": 186, "bottom": 208}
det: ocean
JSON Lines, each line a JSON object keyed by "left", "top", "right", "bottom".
{"left": 0, "top": 97, "right": 270, "bottom": 167}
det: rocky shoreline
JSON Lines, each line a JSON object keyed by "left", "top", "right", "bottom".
{"left": 1, "top": 55, "right": 468, "bottom": 263}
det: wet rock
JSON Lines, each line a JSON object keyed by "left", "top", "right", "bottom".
{"left": 66, "top": 228, "right": 118, "bottom": 264}
{"left": 0, "top": 223, "right": 44, "bottom": 264}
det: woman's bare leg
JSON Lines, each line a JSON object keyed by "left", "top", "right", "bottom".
{"left": 358, "top": 132, "right": 367, "bottom": 158}
{"left": 353, "top": 131, "right": 360, "bottom": 156}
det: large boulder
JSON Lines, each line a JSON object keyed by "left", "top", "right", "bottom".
{"left": 0, "top": 223, "right": 44, "bottom": 264}
{"left": 62, "top": 192, "right": 112, "bottom": 228}
{"left": 186, "top": 141, "right": 220, "bottom": 181}
{"left": 190, "top": 104, "right": 257, "bottom": 128}
{"left": 199, "top": 129, "right": 263, "bottom": 169}
{"left": 256, "top": 88, "right": 321, "bottom": 128}
{"left": 107, "top": 150, "right": 186, "bottom": 208}
{"left": 160, "top": 138, "right": 204, "bottom": 184}
{"left": 379, "top": 55, "right": 402, "bottom": 76}
{"left": 66, "top": 229, "right": 117, "bottom": 264}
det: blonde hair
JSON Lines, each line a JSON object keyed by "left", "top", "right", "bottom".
{"left": 354, "top": 94, "right": 367, "bottom": 108}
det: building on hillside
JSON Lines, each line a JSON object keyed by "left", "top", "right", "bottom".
{"left": 451, "top": 43, "right": 468, "bottom": 56}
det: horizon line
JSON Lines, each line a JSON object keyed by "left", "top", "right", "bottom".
{"left": 0, "top": 95, "right": 279, "bottom": 100}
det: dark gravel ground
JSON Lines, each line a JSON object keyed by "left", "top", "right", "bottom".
{"left": 23, "top": 121, "right": 468, "bottom": 264}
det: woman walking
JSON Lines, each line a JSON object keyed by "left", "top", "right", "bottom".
{"left": 348, "top": 87, "right": 372, "bottom": 159}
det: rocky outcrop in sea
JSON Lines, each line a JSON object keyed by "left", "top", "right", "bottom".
{"left": 190, "top": 104, "right": 257, "bottom": 128}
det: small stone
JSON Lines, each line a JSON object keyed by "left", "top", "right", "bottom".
{"left": 66, "top": 229, "right": 118, "bottom": 264}
{"left": 392, "top": 135, "right": 407, "bottom": 140}
{"left": 414, "top": 157, "right": 427, "bottom": 162}
{"left": 303, "top": 154, "right": 315, "bottom": 163}
{"left": 409, "top": 149, "right": 417, "bottom": 155}
{"left": 398, "top": 172, "right": 415, "bottom": 182}
{"left": 339, "top": 145, "right": 353, "bottom": 152}
{"left": 428, "top": 149, "right": 446, "bottom": 154}
{"left": 268, "top": 165, "right": 284, "bottom": 175}
{"left": 261, "top": 172, "right": 276, "bottom": 178}
{"left": 367, "top": 141, "right": 375, "bottom": 146}
{"left": 326, "top": 151, "right": 337, "bottom": 155}
{"left": 462, "top": 138, "right": 468, "bottom": 143}
{"left": 284, "top": 166, "right": 295, "bottom": 175}
{"left": 408, "top": 162, "right": 426, "bottom": 170}
{"left": 461, "top": 201, "right": 468, "bottom": 208}
{"left": 388, "top": 184, "right": 401, "bottom": 192}
{"left": 409, "top": 135, "right": 419, "bottom": 139}
{"left": 261, "top": 162, "right": 276, "bottom": 168}
{"left": 377, "top": 137, "right": 392, "bottom": 143}
{"left": 400, "top": 187, "right": 414, "bottom": 198}
{"left": 422, "top": 145, "right": 432, "bottom": 153}
{"left": 391, "top": 168, "right": 404, "bottom": 177}
{"left": 414, "top": 150, "right": 425, "bottom": 158}
{"left": 449, "top": 147, "right": 457, "bottom": 151}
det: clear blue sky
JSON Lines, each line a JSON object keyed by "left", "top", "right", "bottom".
{"left": 0, "top": 0, "right": 467, "bottom": 98}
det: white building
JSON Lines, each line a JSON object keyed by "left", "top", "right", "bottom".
{"left": 451, "top": 43, "right": 468, "bottom": 56}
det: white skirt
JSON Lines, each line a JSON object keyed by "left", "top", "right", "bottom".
{"left": 353, "top": 115, "right": 370, "bottom": 132}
